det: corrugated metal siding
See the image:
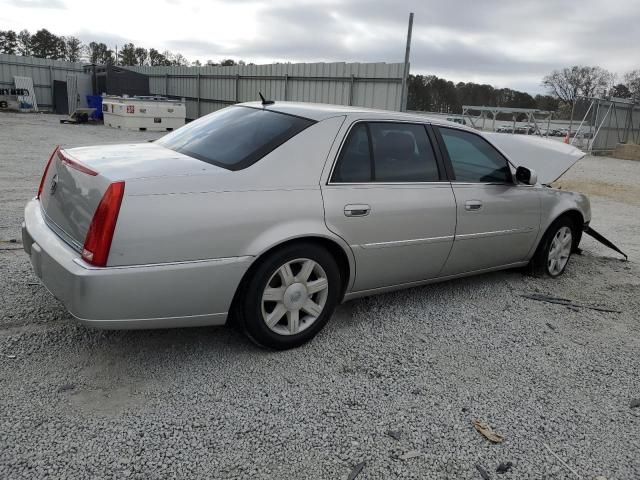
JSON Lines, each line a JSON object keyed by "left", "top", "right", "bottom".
{"left": 128, "top": 61, "right": 404, "bottom": 118}
{"left": 0, "top": 53, "right": 84, "bottom": 110}
{"left": 591, "top": 100, "right": 640, "bottom": 151}
{"left": 1, "top": 55, "right": 404, "bottom": 116}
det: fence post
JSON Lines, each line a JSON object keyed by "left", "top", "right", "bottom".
{"left": 196, "top": 72, "right": 201, "bottom": 118}
{"left": 49, "top": 66, "right": 54, "bottom": 111}
{"left": 283, "top": 74, "right": 288, "bottom": 101}
{"left": 235, "top": 74, "right": 240, "bottom": 103}
{"left": 348, "top": 75, "right": 355, "bottom": 106}
{"left": 165, "top": 73, "right": 168, "bottom": 96}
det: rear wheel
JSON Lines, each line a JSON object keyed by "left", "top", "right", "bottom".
{"left": 528, "top": 217, "right": 576, "bottom": 277}
{"left": 237, "top": 243, "right": 341, "bottom": 349}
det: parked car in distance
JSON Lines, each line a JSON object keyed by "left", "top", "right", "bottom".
{"left": 23, "top": 102, "right": 590, "bottom": 349}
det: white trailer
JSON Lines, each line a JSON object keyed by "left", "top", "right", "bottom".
{"left": 102, "top": 96, "right": 186, "bottom": 131}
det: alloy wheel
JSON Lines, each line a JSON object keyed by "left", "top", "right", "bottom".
{"left": 260, "top": 258, "right": 329, "bottom": 336}
{"left": 547, "top": 226, "right": 572, "bottom": 276}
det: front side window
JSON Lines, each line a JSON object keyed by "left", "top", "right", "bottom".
{"left": 156, "top": 106, "right": 315, "bottom": 170}
{"left": 331, "top": 122, "right": 440, "bottom": 183}
{"left": 438, "top": 127, "right": 512, "bottom": 183}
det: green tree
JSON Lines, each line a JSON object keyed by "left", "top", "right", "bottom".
{"left": 30, "top": 29, "right": 62, "bottom": 59}
{"left": 118, "top": 42, "right": 137, "bottom": 66}
{"left": 0, "top": 30, "right": 18, "bottom": 54}
{"left": 134, "top": 47, "right": 147, "bottom": 66}
{"left": 87, "top": 41, "right": 114, "bottom": 64}
{"left": 534, "top": 94, "right": 560, "bottom": 111}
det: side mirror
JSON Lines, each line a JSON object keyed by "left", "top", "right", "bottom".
{"left": 515, "top": 166, "right": 538, "bottom": 185}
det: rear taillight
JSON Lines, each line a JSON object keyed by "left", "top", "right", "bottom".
{"left": 37, "top": 145, "right": 59, "bottom": 199}
{"left": 58, "top": 150, "right": 98, "bottom": 176}
{"left": 82, "top": 182, "right": 125, "bottom": 267}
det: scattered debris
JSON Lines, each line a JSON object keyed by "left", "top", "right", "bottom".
{"left": 475, "top": 463, "right": 491, "bottom": 480}
{"left": 57, "top": 383, "right": 76, "bottom": 393}
{"left": 473, "top": 420, "right": 504, "bottom": 443}
{"left": 3, "top": 354, "right": 17, "bottom": 359}
{"left": 543, "top": 443, "right": 582, "bottom": 479}
{"left": 546, "top": 322, "right": 557, "bottom": 331}
{"left": 630, "top": 399, "right": 640, "bottom": 409}
{"left": 496, "top": 461, "right": 513, "bottom": 474}
{"left": 399, "top": 450, "right": 422, "bottom": 460}
{"left": 347, "top": 461, "right": 365, "bottom": 480}
{"left": 521, "top": 293, "right": 622, "bottom": 314}
{"left": 0, "top": 247, "right": 22, "bottom": 251}
{"left": 386, "top": 430, "right": 402, "bottom": 441}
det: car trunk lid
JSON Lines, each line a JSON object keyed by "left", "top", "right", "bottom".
{"left": 38, "top": 143, "right": 224, "bottom": 251}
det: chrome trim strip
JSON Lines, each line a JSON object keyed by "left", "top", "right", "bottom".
{"left": 360, "top": 235, "right": 454, "bottom": 249}
{"left": 72, "top": 255, "right": 254, "bottom": 271}
{"left": 41, "top": 206, "right": 83, "bottom": 253}
{"left": 326, "top": 181, "right": 452, "bottom": 187}
{"left": 455, "top": 227, "right": 534, "bottom": 240}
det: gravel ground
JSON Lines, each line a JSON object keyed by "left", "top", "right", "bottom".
{"left": 1, "top": 112, "right": 639, "bottom": 479}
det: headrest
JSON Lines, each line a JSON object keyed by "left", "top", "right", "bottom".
{"left": 382, "top": 131, "right": 415, "bottom": 158}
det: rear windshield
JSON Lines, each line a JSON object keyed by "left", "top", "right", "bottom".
{"left": 156, "top": 106, "right": 315, "bottom": 170}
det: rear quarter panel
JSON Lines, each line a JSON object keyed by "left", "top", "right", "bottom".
{"left": 108, "top": 116, "right": 350, "bottom": 267}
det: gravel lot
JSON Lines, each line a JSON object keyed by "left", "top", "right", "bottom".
{"left": 1, "top": 112, "right": 639, "bottom": 479}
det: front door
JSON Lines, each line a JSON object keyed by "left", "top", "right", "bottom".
{"left": 322, "top": 121, "right": 457, "bottom": 292}
{"left": 434, "top": 126, "right": 541, "bottom": 276}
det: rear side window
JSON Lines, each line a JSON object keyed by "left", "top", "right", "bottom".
{"left": 438, "top": 127, "right": 512, "bottom": 183}
{"left": 156, "top": 106, "right": 315, "bottom": 170}
{"left": 332, "top": 122, "right": 440, "bottom": 183}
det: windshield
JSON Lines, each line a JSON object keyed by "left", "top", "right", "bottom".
{"left": 156, "top": 106, "right": 316, "bottom": 170}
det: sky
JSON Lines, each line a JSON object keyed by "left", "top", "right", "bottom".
{"left": 1, "top": 0, "right": 638, "bottom": 94}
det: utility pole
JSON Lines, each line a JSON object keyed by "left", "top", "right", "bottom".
{"left": 400, "top": 12, "right": 414, "bottom": 112}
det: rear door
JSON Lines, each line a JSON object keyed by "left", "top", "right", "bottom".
{"left": 321, "top": 121, "right": 456, "bottom": 292}
{"left": 434, "top": 126, "right": 541, "bottom": 275}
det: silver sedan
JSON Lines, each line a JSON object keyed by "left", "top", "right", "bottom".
{"left": 23, "top": 101, "right": 590, "bottom": 349}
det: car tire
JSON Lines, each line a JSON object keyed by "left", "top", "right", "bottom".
{"left": 237, "top": 243, "right": 341, "bottom": 350}
{"left": 528, "top": 216, "right": 576, "bottom": 278}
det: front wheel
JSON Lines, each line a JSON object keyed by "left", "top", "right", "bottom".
{"left": 528, "top": 217, "right": 576, "bottom": 277}
{"left": 237, "top": 243, "right": 341, "bottom": 350}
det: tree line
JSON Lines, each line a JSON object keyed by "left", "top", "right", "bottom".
{"left": 408, "top": 66, "right": 639, "bottom": 118}
{"left": 0, "top": 28, "right": 244, "bottom": 67}
{"left": 1, "top": 28, "right": 639, "bottom": 116}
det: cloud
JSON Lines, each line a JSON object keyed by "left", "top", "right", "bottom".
{"left": 9, "top": 0, "right": 65, "bottom": 8}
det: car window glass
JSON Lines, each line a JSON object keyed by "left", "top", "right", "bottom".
{"left": 369, "top": 123, "right": 439, "bottom": 182}
{"left": 439, "top": 127, "right": 511, "bottom": 183}
{"left": 332, "top": 123, "right": 372, "bottom": 182}
{"left": 156, "top": 106, "right": 315, "bottom": 171}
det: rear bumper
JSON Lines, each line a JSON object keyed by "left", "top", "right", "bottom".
{"left": 22, "top": 199, "right": 252, "bottom": 329}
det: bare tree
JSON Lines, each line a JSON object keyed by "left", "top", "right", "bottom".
{"left": 542, "top": 65, "right": 614, "bottom": 105}
{"left": 65, "top": 36, "right": 82, "bottom": 62}
{"left": 17, "top": 29, "right": 31, "bottom": 56}
{"left": 623, "top": 70, "right": 640, "bottom": 103}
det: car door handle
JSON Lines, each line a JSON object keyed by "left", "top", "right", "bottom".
{"left": 465, "top": 200, "right": 483, "bottom": 211}
{"left": 344, "top": 204, "right": 371, "bottom": 217}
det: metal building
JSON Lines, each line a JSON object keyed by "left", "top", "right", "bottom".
{"left": 126, "top": 62, "right": 405, "bottom": 119}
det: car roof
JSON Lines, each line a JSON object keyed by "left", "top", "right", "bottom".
{"left": 237, "top": 101, "right": 455, "bottom": 125}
